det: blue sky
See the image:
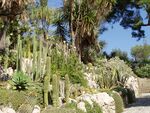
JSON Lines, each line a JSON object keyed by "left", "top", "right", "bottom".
{"left": 49, "top": 0, "right": 150, "bottom": 58}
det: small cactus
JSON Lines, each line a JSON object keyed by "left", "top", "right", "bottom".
{"left": 43, "top": 57, "right": 51, "bottom": 107}
{"left": 43, "top": 75, "right": 49, "bottom": 107}
{"left": 52, "top": 74, "right": 59, "bottom": 107}
{"left": 65, "top": 74, "right": 70, "bottom": 103}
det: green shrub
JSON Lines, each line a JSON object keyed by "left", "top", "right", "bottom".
{"left": 11, "top": 71, "right": 31, "bottom": 91}
{"left": 85, "top": 101, "right": 103, "bottom": 113}
{"left": 111, "top": 91, "right": 124, "bottom": 113}
{"left": 134, "top": 64, "right": 150, "bottom": 78}
{"left": 50, "top": 42, "right": 87, "bottom": 87}
{"left": 17, "top": 104, "right": 33, "bottom": 113}
{"left": 113, "top": 86, "right": 128, "bottom": 97}
{"left": 0, "top": 89, "right": 36, "bottom": 110}
{"left": 96, "top": 57, "right": 133, "bottom": 89}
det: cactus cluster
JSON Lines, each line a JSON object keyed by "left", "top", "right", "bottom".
{"left": 16, "top": 37, "right": 71, "bottom": 108}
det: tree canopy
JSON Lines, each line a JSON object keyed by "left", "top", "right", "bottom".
{"left": 107, "top": 0, "right": 150, "bottom": 39}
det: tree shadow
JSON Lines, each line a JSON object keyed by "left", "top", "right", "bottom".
{"left": 126, "top": 94, "right": 150, "bottom": 107}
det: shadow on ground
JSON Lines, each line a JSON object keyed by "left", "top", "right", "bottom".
{"left": 127, "top": 93, "right": 150, "bottom": 107}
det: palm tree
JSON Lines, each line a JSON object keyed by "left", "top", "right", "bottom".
{"left": 60, "top": 0, "right": 116, "bottom": 61}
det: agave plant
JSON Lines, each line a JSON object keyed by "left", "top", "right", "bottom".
{"left": 11, "top": 71, "right": 31, "bottom": 91}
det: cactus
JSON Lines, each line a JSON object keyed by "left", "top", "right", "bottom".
{"left": 27, "top": 39, "right": 31, "bottom": 58}
{"left": 16, "top": 35, "right": 22, "bottom": 71}
{"left": 43, "top": 75, "right": 49, "bottom": 107}
{"left": 52, "top": 74, "right": 59, "bottom": 107}
{"left": 65, "top": 74, "right": 70, "bottom": 103}
{"left": 42, "top": 43, "right": 48, "bottom": 77}
{"left": 43, "top": 57, "right": 51, "bottom": 107}
{"left": 32, "top": 36, "right": 37, "bottom": 80}
{"left": 35, "top": 39, "right": 43, "bottom": 81}
{"left": 38, "top": 39, "right": 43, "bottom": 79}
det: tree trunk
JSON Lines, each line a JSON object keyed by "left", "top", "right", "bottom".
{"left": 0, "top": 21, "right": 9, "bottom": 51}
{"left": 69, "top": 0, "right": 75, "bottom": 47}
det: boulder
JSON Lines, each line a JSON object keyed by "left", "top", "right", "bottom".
{"left": 2, "top": 107, "right": 16, "bottom": 113}
{"left": 5, "top": 67, "right": 13, "bottom": 77}
{"left": 77, "top": 101, "right": 86, "bottom": 112}
{"left": 0, "top": 110, "right": 3, "bottom": 113}
{"left": 77, "top": 92, "right": 115, "bottom": 113}
{"left": 125, "top": 76, "right": 139, "bottom": 97}
{"left": 32, "top": 105, "right": 40, "bottom": 113}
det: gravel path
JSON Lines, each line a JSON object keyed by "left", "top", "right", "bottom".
{"left": 123, "top": 93, "right": 150, "bottom": 113}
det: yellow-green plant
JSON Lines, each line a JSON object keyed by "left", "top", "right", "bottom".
{"left": 16, "top": 35, "right": 22, "bottom": 72}
{"left": 65, "top": 74, "right": 70, "bottom": 103}
{"left": 111, "top": 91, "right": 124, "bottom": 113}
{"left": 52, "top": 74, "right": 59, "bottom": 107}
{"left": 43, "top": 57, "right": 51, "bottom": 107}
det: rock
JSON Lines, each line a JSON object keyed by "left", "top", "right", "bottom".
{"left": 91, "top": 93, "right": 115, "bottom": 113}
{"left": 5, "top": 67, "right": 13, "bottom": 77}
{"left": 77, "top": 101, "right": 86, "bottom": 112}
{"left": 125, "top": 76, "right": 139, "bottom": 97}
{"left": 32, "top": 105, "right": 40, "bottom": 113}
{"left": 77, "top": 92, "right": 116, "bottom": 113}
{"left": 0, "top": 73, "right": 10, "bottom": 81}
{"left": 2, "top": 107, "right": 16, "bottom": 113}
{"left": 77, "top": 94, "right": 93, "bottom": 106}
{"left": 68, "top": 98, "right": 77, "bottom": 104}
{"left": 0, "top": 110, "right": 3, "bottom": 113}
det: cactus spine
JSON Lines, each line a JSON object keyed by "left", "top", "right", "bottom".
{"left": 16, "top": 35, "right": 22, "bottom": 71}
{"left": 52, "top": 74, "right": 59, "bottom": 107}
{"left": 43, "top": 56, "right": 51, "bottom": 107}
{"left": 65, "top": 74, "right": 70, "bottom": 103}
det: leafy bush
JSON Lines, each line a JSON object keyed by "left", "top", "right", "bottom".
{"left": 134, "top": 64, "right": 150, "bottom": 78}
{"left": 85, "top": 101, "right": 103, "bottom": 113}
{"left": 95, "top": 57, "right": 134, "bottom": 89}
{"left": 0, "top": 89, "right": 36, "bottom": 110}
{"left": 11, "top": 71, "right": 31, "bottom": 91}
{"left": 50, "top": 42, "right": 87, "bottom": 87}
{"left": 111, "top": 91, "right": 124, "bottom": 113}
{"left": 0, "top": 50, "right": 17, "bottom": 69}
{"left": 18, "top": 104, "right": 33, "bottom": 113}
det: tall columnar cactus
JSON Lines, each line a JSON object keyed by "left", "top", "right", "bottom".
{"left": 43, "top": 56, "right": 51, "bottom": 107}
{"left": 42, "top": 43, "right": 48, "bottom": 76}
{"left": 27, "top": 39, "right": 31, "bottom": 59}
{"left": 32, "top": 36, "right": 37, "bottom": 80}
{"left": 65, "top": 74, "right": 70, "bottom": 103}
{"left": 35, "top": 39, "right": 43, "bottom": 81}
{"left": 52, "top": 74, "right": 59, "bottom": 107}
{"left": 16, "top": 35, "right": 22, "bottom": 71}
{"left": 43, "top": 75, "right": 49, "bottom": 107}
